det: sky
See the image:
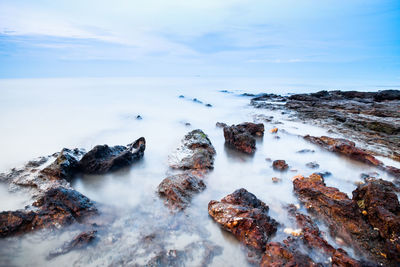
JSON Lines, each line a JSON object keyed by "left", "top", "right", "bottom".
{"left": 0, "top": 0, "right": 399, "bottom": 86}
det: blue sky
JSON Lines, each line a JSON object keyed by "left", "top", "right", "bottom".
{"left": 0, "top": 0, "right": 399, "bottom": 86}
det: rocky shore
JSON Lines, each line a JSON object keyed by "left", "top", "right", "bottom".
{"left": 1, "top": 89, "right": 399, "bottom": 266}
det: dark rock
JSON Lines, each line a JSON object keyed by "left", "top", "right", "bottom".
{"left": 272, "top": 160, "right": 289, "bottom": 171}
{"left": 305, "top": 162, "right": 319, "bottom": 169}
{"left": 205, "top": 103, "right": 212, "bottom": 107}
{"left": 169, "top": 129, "right": 215, "bottom": 170}
{"left": 297, "top": 149, "right": 315, "bottom": 154}
{"left": 374, "top": 90, "right": 400, "bottom": 101}
{"left": 240, "top": 93, "right": 256, "bottom": 97}
{"left": 314, "top": 171, "right": 331, "bottom": 178}
{"left": 208, "top": 188, "right": 278, "bottom": 251}
{"left": 48, "top": 230, "right": 97, "bottom": 259}
{"left": 192, "top": 98, "right": 203, "bottom": 104}
{"left": 136, "top": 115, "right": 143, "bottom": 120}
{"left": 219, "top": 90, "right": 233, "bottom": 94}
{"left": 260, "top": 241, "right": 318, "bottom": 267}
{"left": 158, "top": 173, "right": 206, "bottom": 210}
{"left": 179, "top": 95, "right": 185, "bottom": 98}
{"left": 41, "top": 148, "right": 84, "bottom": 181}
{"left": 0, "top": 187, "right": 97, "bottom": 237}
{"left": 78, "top": 137, "right": 145, "bottom": 174}
{"left": 293, "top": 173, "right": 398, "bottom": 266}
{"left": 223, "top": 122, "right": 264, "bottom": 154}
{"left": 216, "top": 122, "right": 228, "bottom": 128}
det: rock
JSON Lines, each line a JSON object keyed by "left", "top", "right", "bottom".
{"left": 216, "top": 122, "right": 228, "bottom": 128}
{"left": 374, "top": 90, "right": 400, "bottom": 101}
{"left": 192, "top": 98, "right": 203, "bottom": 104}
{"left": 78, "top": 137, "right": 146, "bottom": 174}
{"left": 269, "top": 128, "right": 278, "bottom": 134}
{"left": 0, "top": 187, "right": 97, "bottom": 237}
{"left": 223, "top": 122, "right": 264, "bottom": 154}
{"left": 297, "top": 149, "right": 315, "bottom": 154}
{"left": 48, "top": 230, "right": 97, "bottom": 259}
{"left": 179, "top": 95, "right": 185, "bottom": 98}
{"left": 271, "top": 177, "right": 281, "bottom": 183}
{"left": 287, "top": 205, "right": 361, "bottom": 266}
{"left": 305, "top": 162, "right": 319, "bottom": 169}
{"left": 136, "top": 115, "right": 143, "bottom": 120}
{"left": 260, "top": 241, "right": 318, "bottom": 267}
{"left": 272, "top": 160, "right": 289, "bottom": 171}
{"left": 169, "top": 129, "right": 216, "bottom": 170}
{"left": 304, "top": 135, "right": 382, "bottom": 166}
{"left": 208, "top": 188, "right": 278, "bottom": 251}
{"left": 293, "top": 174, "right": 399, "bottom": 265}
{"left": 205, "top": 103, "right": 212, "bottom": 107}
{"left": 158, "top": 173, "right": 206, "bottom": 210}
{"left": 41, "top": 148, "right": 84, "bottom": 181}
{"left": 352, "top": 179, "right": 400, "bottom": 262}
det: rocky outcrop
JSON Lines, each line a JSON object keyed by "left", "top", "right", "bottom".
{"left": 304, "top": 135, "right": 400, "bottom": 182}
{"left": 0, "top": 187, "right": 97, "bottom": 237}
{"left": 293, "top": 174, "right": 400, "bottom": 266}
{"left": 48, "top": 230, "right": 97, "bottom": 259}
{"left": 159, "top": 130, "right": 215, "bottom": 210}
{"left": 250, "top": 90, "right": 400, "bottom": 161}
{"left": 78, "top": 137, "right": 146, "bottom": 174}
{"left": 208, "top": 188, "right": 278, "bottom": 251}
{"left": 158, "top": 173, "right": 206, "bottom": 210}
{"left": 168, "top": 130, "right": 216, "bottom": 170}
{"left": 223, "top": 122, "right": 264, "bottom": 154}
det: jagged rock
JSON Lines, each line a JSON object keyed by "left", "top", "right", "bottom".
{"left": 287, "top": 205, "right": 361, "bottom": 266}
{"left": 78, "top": 137, "right": 145, "bottom": 174}
{"left": 208, "top": 188, "right": 278, "bottom": 251}
{"left": 272, "top": 160, "right": 289, "bottom": 171}
{"left": 223, "top": 122, "right": 264, "bottom": 154}
{"left": 293, "top": 173, "right": 399, "bottom": 266}
{"left": 48, "top": 230, "right": 97, "bottom": 259}
{"left": 158, "top": 173, "right": 206, "bottom": 210}
{"left": 169, "top": 129, "right": 215, "bottom": 170}
{"left": 41, "top": 148, "right": 85, "bottom": 181}
{"left": 0, "top": 187, "right": 97, "bottom": 237}
{"left": 216, "top": 122, "right": 228, "bottom": 128}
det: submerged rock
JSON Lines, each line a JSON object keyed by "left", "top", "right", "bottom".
{"left": 305, "top": 162, "right": 319, "bottom": 169}
{"left": 208, "top": 188, "right": 278, "bottom": 251}
{"left": 48, "top": 230, "right": 97, "bottom": 259}
{"left": 158, "top": 173, "right": 206, "bottom": 210}
{"left": 272, "top": 160, "right": 289, "bottom": 171}
{"left": 169, "top": 129, "right": 216, "bottom": 170}
{"left": 0, "top": 187, "right": 97, "bottom": 237}
{"left": 223, "top": 122, "right": 264, "bottom": 154}
{"left": 293, "top": 174, "right": 400, "bottom": 266}
{"left": 78, "top": 137, "right": 146, "bottom": 174}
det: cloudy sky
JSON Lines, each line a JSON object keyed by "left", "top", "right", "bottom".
{"left": 0, "top": 0, "right": 399, "bottom": 85}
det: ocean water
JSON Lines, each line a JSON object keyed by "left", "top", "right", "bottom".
{"left": 0, "top": 77, "right": 397, "bottom": 266}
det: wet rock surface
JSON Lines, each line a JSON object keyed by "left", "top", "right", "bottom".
{"left": 293, "top": 173, "right": 400, "bottom": 266}
{"left": 223, "top": 122, "right": 264, "bottom": 154}
{"left": 260, "top": 241, "right": 318, "bottom": 267}
{"left": 48, "top": 230, "right": 97, "bottom": 259}
{"left": 78, "top": 137, "right": 146, "bottom": 174}
{"left": 169, "top": 129, "right": 216, "bottom": 170}
{"left": 0, "top": 187, "right": 97, "bottom": 237}
{"left": 158, "top": 172, "right": 206, "bottom": 210}
{"left": 272, "top": 160, "right": 289, "bottom": 171}
{"left": 208, "top": 188, "right": 278, "bottom": 251}
{"left": 250, "top": 90, "right": 400, "bottom": 160}
{"left": 41, "top": 148, "right": 85, "bottom": 181}
{"left": 304, "top": 135, "right": 400, "bottom": 182}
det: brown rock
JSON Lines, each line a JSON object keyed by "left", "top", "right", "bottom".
{"left": 272, "top": 160, "right": 289, "bottom": 171}
{"left": 208, "top": 188, "right": 278, "bottom": 251}
{"left": 158, "top": 173, "right": 206, "bottom": 210}
{"left": 48, "top": 230, "right": 97, "bottom": 259}
{"left": 223, "top": 122, "right": 264, "bottom": 154}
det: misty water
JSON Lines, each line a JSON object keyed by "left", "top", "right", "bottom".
{"left": 0, "top": 77, "right": 398, "bottom": 266}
